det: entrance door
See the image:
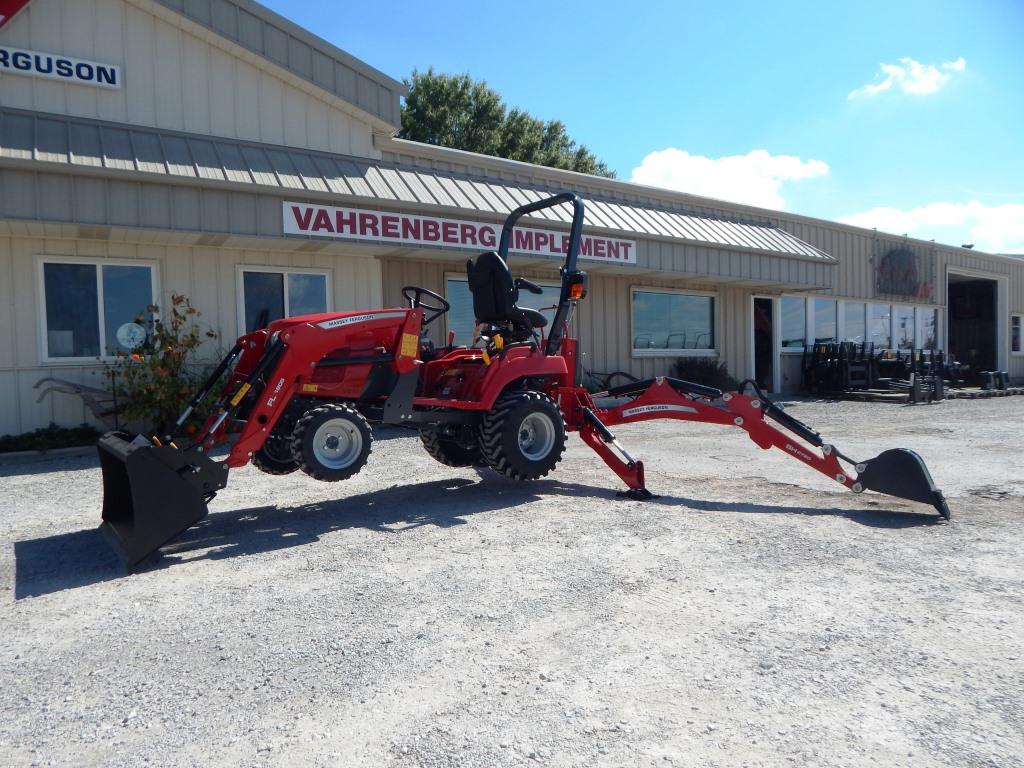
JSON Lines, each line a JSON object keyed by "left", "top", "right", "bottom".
{"left": 948, "top": 274, "right": 998, "bottom": 379}
{"left": 753, "top": 297, "right": 775, "bottom": 391}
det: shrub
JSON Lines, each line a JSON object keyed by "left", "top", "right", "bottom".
{"left": 106, "top": 294, "right": 220, "bottom": 436}
{"left": 670, "top": 357, "right": 740, "bottom": 391}
{"left": 0, "top": 422, "right": 101, "bottom": 453}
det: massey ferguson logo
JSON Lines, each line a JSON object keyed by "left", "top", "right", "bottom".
{"left": 0, "top": 45, "right": 121, "bottom": 88}
{"left": 621, "top": 404, "right": 698, "bottom": 418}
{"left": 316, "top": 311, "right": 406, "bottom": 330}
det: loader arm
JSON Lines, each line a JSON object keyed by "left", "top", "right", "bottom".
{"left": 561, "top": 377, "right": 950, "bottom": 519}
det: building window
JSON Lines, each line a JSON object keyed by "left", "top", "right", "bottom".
{"left": 445, "top": 276, "right": 562, "bottom": 346}
{"left": 781, "top": 296, "right": 806, "bottom": 349}
{"left": 631, "top": 289, "right": 715, "bottom": 354}
{"left": 39, "top": 259, "right": 157, "bottom": 360}
{"left": 917, "top": 308, "right": 938, "bottom": 349}
{"left": 844, "top": 302, "right": 866, "bottom": 343}
{"left": 894, "top": 306, "right": 915, "bottom": 350}
{"left": 238, "top": 268, "right": 329, "bottom": 333}
{"left": 869, "top": 303, "right": 891, "bottom": 349}
{"left": 1012, "top": 314, "right": 1022, "bottom": 354}
{"left": 813, "top": 299, "right": 837, "bottom": 343}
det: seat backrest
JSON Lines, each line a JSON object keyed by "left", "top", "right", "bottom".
{"left": 466, "top": 251, "right": 516, "bottom": 323}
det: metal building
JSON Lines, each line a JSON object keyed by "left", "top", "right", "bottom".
{"left": 1, "top": 0, "right": 1021, "bottom": 436}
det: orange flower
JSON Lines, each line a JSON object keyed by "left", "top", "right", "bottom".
{"left": 131, "top": 353, "right": 142, "bottom": 361}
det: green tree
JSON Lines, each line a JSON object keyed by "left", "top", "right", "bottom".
{"left": 400, "top": 69, "right": 614, "bottom": 178}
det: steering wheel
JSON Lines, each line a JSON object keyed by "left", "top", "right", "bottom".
{"left": 401, "top": 285, "right": 450, "bottom": 326}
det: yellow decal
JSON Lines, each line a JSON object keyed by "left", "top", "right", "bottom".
{"left": 229, "top": 382, "right": 251, "bottom": 407}
{"left": 493, "top": 334, "right": 504, "bottom": 350}
{"left": 302, "top": 383, "right": 319, "bottom": 393}
{"left": 400, "top": 332, "right": 419, "bottom": 358}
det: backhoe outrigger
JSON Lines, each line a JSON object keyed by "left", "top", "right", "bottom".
{"left": 98, "top": 193, "right": 950, "bottom": 570}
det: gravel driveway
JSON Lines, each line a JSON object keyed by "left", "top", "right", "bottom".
{"left": 2, "top": 397, "right": 1022, "bottom": 767}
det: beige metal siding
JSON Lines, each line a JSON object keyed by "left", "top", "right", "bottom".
{"left": 0, "top": 234, "right": 381, "bottom": 434}
{"left": 0, "top": 0, "right": 378, "bottom": 157}
{"left": 152, "top": 0, "right": 404, "bottom": 126}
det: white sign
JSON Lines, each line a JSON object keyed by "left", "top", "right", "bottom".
{"left": 283, "top": 202, "right": 637, "bottom": 265}
{"left": 0, "top": 46, "right": 121, "bottom": 89}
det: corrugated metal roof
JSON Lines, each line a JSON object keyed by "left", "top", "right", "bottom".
{"left": 0, "top": 108, "right": 834, "bottom": 263}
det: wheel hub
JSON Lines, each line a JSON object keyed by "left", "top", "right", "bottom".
{"left": 312, "top": 419, "right": 363, "bottom": 470}
{"left": 518, "top": 412, "right": 555, "bottom": 461}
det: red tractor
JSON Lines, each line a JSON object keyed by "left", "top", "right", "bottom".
{"left": 98, "top": 193, "right": 950, "bottom": 570}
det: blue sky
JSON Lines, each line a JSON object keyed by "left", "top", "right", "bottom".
{"left": 264, "top": 0, "right": 1023, "bottom": 252}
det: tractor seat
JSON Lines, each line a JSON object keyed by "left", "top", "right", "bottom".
{"left": 466, "top": 251, "right": 547, "bottom": 340}
{"left": 518, "top": 307, "right": 548, "bottom": 329}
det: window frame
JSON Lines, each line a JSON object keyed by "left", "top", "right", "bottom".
{"left": 842, "top": 301, "right": 867, "bottom": 345}
{"left": 779, "top": 294, "right": 809, "bottom": 353}
{"left": 235, "top": 265, "right": 333, "bottom": 336}
{"left": 915, "top": 306, "right": 940, "bottom": 350}
{"left": 443, "top": 271, "right": 562, "bottom": 345}
{"left": 779, "top": 294, "right": 943, "bottom": 353}
{"left": 629, "top": 286, "right": 719, "bottom": 358}
{"left": 812, "top": 297, "right": 838, "bottom": 344}
{"left": 1012, "top": 313, "right": 1023, "bottom": 356}
{"left": 35, "top": 255, "right": 160, "bottom": 365}
{"left": 892, "top": 304, "right": 917, "bottom": 351}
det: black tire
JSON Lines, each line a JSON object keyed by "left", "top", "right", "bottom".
{"left": 603, "top": 371, "right": 639, "bottom": 390}
{"left": 291, "top": 403, "right": 372, "bottom": 482}
{"left": 479, "top": 391, "right": 566, "bottom": 480}
{"left": 420, "top": 430, "right": 484, "bottom": 467}
{"left": 251, "top": 434, "right": 299, "bottom": 475}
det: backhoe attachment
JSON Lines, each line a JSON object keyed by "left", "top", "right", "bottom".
{"left": 569, "top": 377, "right": 950, "bottom": 520}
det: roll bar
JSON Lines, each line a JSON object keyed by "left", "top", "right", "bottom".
{"left": 495, "top": 192, "right": 586, "bottom": 356}
{"left": 497, "top": 192, "right": 584, "bottom": 273}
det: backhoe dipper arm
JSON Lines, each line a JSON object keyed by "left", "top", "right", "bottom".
{"left": 566, "top": 378, "right": 950, "bottom": 518}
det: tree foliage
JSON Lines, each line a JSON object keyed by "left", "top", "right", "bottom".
{"left": 400, "top": 69, "right": 614, "bottom": 178}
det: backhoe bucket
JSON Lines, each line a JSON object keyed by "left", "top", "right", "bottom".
{"left": 856, "top": 448, "right": 951, "bottom": 520}
{"left": 97, "top": 432, "right": 230, "bottom": 570}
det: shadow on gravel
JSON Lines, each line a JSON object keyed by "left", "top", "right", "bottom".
{"left": 652, "top": 496, "right": 943, "bottom": 528}
{"left": 0, "top": 454, "right": 99, "bottom": 477}
{"left": 12, "top": 477, "right": 606, "bottom": 597}
{"left": 13, "top": 477, "right": 940, "bottom": 598}
{"left": 13, "top": 527, "right": 122, "bottom": 599}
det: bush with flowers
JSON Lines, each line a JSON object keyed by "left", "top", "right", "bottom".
{"left": 107, "top": 293, "right": 221, "bottom": 436}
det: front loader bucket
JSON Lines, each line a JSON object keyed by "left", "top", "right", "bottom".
{"left": 856, "top": 448, "right": 951, "bottom": 520}
{"left": 97, "top": 432, "right": 230, "bottom": 570}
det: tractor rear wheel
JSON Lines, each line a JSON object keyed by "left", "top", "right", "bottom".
{"left": 291, "top": 403, "right": 372, "bottom": 482}
{"left": 479, "top": 391, "right": 566, "bottom": 480}
{"left": 420, "top": 430, "right": 483, "bottom": 467}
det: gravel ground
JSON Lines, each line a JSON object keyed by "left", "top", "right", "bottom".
{"left": 1, "top": 397, "right": 1022, "bottom": 767}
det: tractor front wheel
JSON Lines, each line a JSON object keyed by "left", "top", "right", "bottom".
{"left": 479, "top": 391, "right": 566, "bottom": 480}
{"left": 291, "top": 404, "right": 372, "bottom": 482}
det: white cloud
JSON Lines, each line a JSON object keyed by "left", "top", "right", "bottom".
{"left": 629, "top": 148, "right": 828, "bottom": 210}
{"left": 839, "top": 201, "right": 1024, "bottom": 253}
{"left": 848, "top": 56, "right": 966, "bottom": 100}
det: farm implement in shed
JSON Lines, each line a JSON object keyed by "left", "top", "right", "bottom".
{"left": 97, "top": 193, "right": 951, "bottom": 570}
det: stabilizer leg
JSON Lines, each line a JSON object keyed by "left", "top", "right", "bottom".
{"left": 578, "top": 408, "right": 657, "bottom": 500}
